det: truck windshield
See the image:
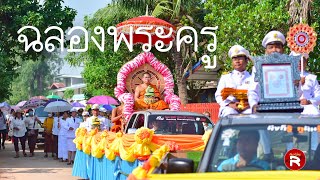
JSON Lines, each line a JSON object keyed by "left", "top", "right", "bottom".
{"left": 207, "top": 124, "right": 320, "bottom": 172}
{"left": 147, "top": 115, "right": 213, "bottom": 135}
{"left": 34, "top": 106, "right": 49, "bottom": 117}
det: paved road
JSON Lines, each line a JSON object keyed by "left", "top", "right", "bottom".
{"left": 0, "top": 141, "right": 78, "bottom": 180}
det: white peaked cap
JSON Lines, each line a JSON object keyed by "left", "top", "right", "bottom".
{"left": 228, "top": 45, "right": 250, "bottom": 59}
{"left": 70, "top": 108, "right": 77, "bottom": 112}
{"left": 262, "top": 30, "right": 286, "bottom": 48}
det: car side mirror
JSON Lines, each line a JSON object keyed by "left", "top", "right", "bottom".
{"left": 167, "top": 158, "right": 194, "bottom": 173}
{"left": 127, "top": 128, "right": 137, "bottom": 134}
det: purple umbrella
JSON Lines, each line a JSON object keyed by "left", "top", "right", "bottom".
{"left": 22, "top": 99, "right": 47, "bottom": 110}
{"left": 72, "top": 102, "right": 85, "bottom": 107}
{"left": 10, "top": 106, "right": 20, "bottom": 111}
{"left": 16, "top": 100, "right": 27, "bottom": 107}
{"left": 87, "top": 95, "right": 119, "bottom": 105}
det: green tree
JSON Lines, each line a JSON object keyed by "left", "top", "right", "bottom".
{"left": 0, "top": 0, "right": 76, "bottom": 101}
{"left": 204, "top": 0, "right": 320, "bottom": 76}
{"left": 287, "top": 0, "right": 320, "bottom": 76}
{"left": 8, "top": 54, "right": 63, "bottom": 104}
{"left": 204, "top": 0, "right": 290, "bottom": 74}
{"left": 63, "top": 88, "right": 74, "bottom": 99}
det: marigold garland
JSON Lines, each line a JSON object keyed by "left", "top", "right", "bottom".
{"left": 75, "top": 127, "right": 208, "bottom": 163}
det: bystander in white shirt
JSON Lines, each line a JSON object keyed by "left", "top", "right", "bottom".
{"left": 10, "top": 117, "right": 27, "bottom": 137}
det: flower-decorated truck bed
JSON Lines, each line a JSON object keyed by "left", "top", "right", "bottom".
{"left": 72, "top": 110, "right": 213, "bottom": 180}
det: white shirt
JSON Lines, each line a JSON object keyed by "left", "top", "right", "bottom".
{"left": 66, "top": 116, "right": 81, "bottom": 138}
{"left": 6, "top": 114, "right": 14, "bottom": 123}
{"left": 79, "top": 119, "right": 90, "bottom": 131}
{"left": 299, "top": 72, "right": 320, "bottom": 105}
{"left": 98, "top": 115, "right": 110, "bottom": 131}
{"left": 215, "top": 70, "right": 251, "bottom": 107}
{"left": 58, "top": 118, "right": 68, "bottom": 136}
{"left": 10, "top": 117, "right": 27, "bottom": 137}
{"left": 24, "top": 117, "right": 39, "bottom": 130}
{"left": 52, "top": 117, "right": 60, "bottom": 135}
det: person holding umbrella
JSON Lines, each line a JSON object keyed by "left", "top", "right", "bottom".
{"left": 10, "top": 109, "right": 27, "bottom": 158}
{"left": 58, "top": 111, "right": 69, "bottom": 162}
{"left": 6, "top": 109, "right": 15, "bottom": 141}
{"left": 52, "top": 112, "right": 60, "bottom": 159}
{"left": 25, "top": 109, "right": 41, "bottom": 157}
{"left": 43, "top": 112, "right": 55, "bottom": 158}
{"left": 66, "top": 108, "right": 81, "bottom": 165}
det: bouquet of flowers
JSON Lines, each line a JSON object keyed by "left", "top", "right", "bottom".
{"left": 91, "top": 117, "right": 101, "bottom": 130}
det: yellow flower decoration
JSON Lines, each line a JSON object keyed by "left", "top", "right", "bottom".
{"left": 131, "top": 166, "right": 147, "bottom": 179}
{"left": 134, "top": 127, "right": 154, "bottom": 144}
{"left": 89, "top": 128, "right": 98, "bottom": 136}
{"left": 100, "top": 130, "right": 109, "bottom": 138}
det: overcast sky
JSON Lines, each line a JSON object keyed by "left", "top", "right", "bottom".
{"left": 63, "top": 0, "right": 112, "bottom": 26}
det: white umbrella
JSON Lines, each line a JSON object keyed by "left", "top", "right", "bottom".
{"left": 0, "top": 102, "right": 11, "bottom": 111}
{"left": 44, "top": 101, "right": 72, "bottom": 112}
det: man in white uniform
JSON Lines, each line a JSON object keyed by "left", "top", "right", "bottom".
{"left": 215, "top": 45, "right": 252, "bottom": 117}
{"left": 98, "top": 107, "right": 110, "bottom": 131}
{"left": 248, "top": 30, "right": 286, "bottom": 109}
{"left": 79, "top": 111, "right": 90, "bottom": 131}
{"left": 66, "top": 108, "right": 81, "bottom": 165}
{"left": 58, "top": 111, "right": 69, "bottom": 162}
{"left": 52, "top": 112, "right": 60, "bottom": 159}
{"left": 247, "top": 31, "right": 286, "bottom": 161}
{"left": 288, "top": 51, "right": 320, "bottom": 154}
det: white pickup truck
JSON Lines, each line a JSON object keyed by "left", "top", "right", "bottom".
{"left": 124, "top": 110, "right": 214, "bottom": 135}
{"left": 34, "top": 106, "right": 48, "bottom": 143}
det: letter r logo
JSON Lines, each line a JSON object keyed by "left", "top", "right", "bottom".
{"left": 289, "top": 156, "right": 300, "bottom": 167}
{"left": 284, "top": 149, "right": 306, "bottom": 170}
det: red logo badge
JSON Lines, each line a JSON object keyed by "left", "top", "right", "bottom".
{"left": 284, "top": 148, "right": 306, "bottom": 170}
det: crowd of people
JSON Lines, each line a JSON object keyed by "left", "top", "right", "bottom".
{"left": 0, "top": 103, "right": 124, "bottom": 165}
{"left": 214, "top": 30, "right": 320, "bottom": 160}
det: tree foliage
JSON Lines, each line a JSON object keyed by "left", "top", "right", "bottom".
{"left": 0, "top": 0, "right": 76, "bottom": 101}
{"left": 63, "top": 88, "right": 74, "bottom": 99}
{"left": 66, "top": 4, "right": 173, "bottom": 96}
{"left": 204, "top": 0, "right": 290, "bottom": 74}
{"left": 306, "top": 0, "right": 320, "bottom": 76}
{"left": 7, "top": 54, "right": 63, "bottom": 105}
{"left": 204, "top": 0, "right": 320, "bottom": 76}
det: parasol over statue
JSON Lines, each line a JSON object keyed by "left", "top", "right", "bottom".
{"left": 116, "top": 15, "right": 176, "bottom": 46}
